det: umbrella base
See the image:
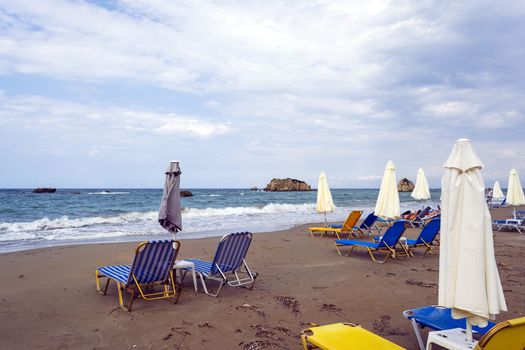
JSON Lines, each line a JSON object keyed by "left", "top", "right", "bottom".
{"left": 426, "top": 328, "right": 481, "bottom": 350}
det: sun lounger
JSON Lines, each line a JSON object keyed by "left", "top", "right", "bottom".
{"left": 95, "top": 240, "right": 181, "bottom": 311}
{"left": 300, "top": 322, "right": 406, "bottom": 350}
{"left": 492, "top": 219, "right": 524, "bottom": 233}
{"left": 406, "top": 206, "right": 431, "bottom": 228}
{"left": 335, "top": 220, "right": 408, "bottom": 263}
{"left": 405, "top": 217, "right": 440, "bottom": 256}
{"left": 309, "top": 210, "right": 363, "bottom": 239}
{"left": 426, "top": 316, "right": 525, "bottom": 350}
{"left": 403, "top": 305, "right": 496, "bottom": 350}
{"left": 354, "top": 212, "right": 382, "bottom": 236}
{"left": 489, "top": 198, "right": 507, "bottom": 208}
{"left": 513, "top": 210, "right": 525, "bottom": 219}
{"left": 183, "top": 232, "right": 257, "bottom": 297}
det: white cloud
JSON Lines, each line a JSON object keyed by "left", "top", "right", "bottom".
{"left": 357, "top": 175, "right": 383, "bottom": 181}
{"left": 0, "top": 1, "right": 524, "bottom": 187}
{"left": 155, "top": 118, "right": 231, "bottom": 138}
{"left": 0, "top": 92, "right": 232, "bottom": 140}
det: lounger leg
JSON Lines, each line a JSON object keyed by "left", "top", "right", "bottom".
{"left": 411, "top": 318, "right": 426, "bottom": 350}
{"left": 127, "top": 290, "right": 136, "bottom": 312}
{"left": 335, "top": 243, "right": 344, "bottom": 256}
{"left": 96, "top": 270, "right": 108, "bottom": 295}
{"left": 117, "top": 282, "right": 128, "bottom": 312}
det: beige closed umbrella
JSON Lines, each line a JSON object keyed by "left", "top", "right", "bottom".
{"left": 439, "top": 138, "right": 507, "bottom": 341}
{"left": 374, "top": 160, "right": 400, "bottom": 219}
{"left": 507, "top": 169, "right": 525, "bottom": 218}
{"left": 411, "top": 168, "right": 431, "bottom": 200}
{"left": 316, "top": 172, "right": 335, "bottom": 226}
{"left": 507, "top": 169, "right": 525, "bottom": 205}
{"left": 492, "top": 181, "right": 504, "bottom": 200}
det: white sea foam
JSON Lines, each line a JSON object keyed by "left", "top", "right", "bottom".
{"left": 87, "top": 191, "right": 130, "bottom": 195}
{"left": 182, "top": 203, "right": 315, "bottom": 218}
{"left": 0, "top": 211, "right": 158, "bottom": 234}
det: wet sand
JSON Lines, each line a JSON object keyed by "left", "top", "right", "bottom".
{"left": 1, "top": 206, "right": 524, "bottom": 349}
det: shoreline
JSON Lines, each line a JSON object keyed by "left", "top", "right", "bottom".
{"left": 1, "top": 206, "right": 524, "bottom": 349}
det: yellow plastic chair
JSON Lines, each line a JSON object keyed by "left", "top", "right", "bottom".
{"left": 309, "top": 210, "right": 363, "bottom": 239}
{"left": 300, "top": 323, "right": 406, "bottom": 350}
{"left": 474, "top": 316, "right": 525, "bottom": 350}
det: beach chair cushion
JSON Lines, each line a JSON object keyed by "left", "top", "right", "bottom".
{"left": 300, "top": 323, "right": 406, "bottom": 350}
{"left": 404, "top": 306, "right": 495, "bottom": 334}
{"left": 335, "top": 240, "right": 381, "bottom": 249}
{"left": 97, "top": 264, "right": 131, "bottom": 284}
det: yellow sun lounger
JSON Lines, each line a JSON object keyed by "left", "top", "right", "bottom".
{"left": 300, "top": 323, "right": 406, "bottom": 350}
{"left": 309, "top": 210, "right": 363, "bottom": 239}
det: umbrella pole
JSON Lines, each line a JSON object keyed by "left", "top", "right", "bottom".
{"left": 465, "top": 319, "right": 473, "bottom": 342}
{"left": 324, "top": 212, "right": 328, "bottom": 227}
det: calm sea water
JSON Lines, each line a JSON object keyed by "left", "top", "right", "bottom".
{"left": 0, "top": 188, "right": 441, "bottom": 252}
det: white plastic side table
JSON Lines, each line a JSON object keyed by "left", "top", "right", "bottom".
{"left": 173, "top": 260, "right": 198, "bottom": 293}
{"left": 426, "top": 328, "right": 478, "bottom": 350}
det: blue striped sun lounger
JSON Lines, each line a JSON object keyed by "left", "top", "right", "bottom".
{"left": 95, "top": 240, "right": 181, "bottom": 311}
{"left": 403, "top": 305, "right": 496, "bottom": 350}
{"left": 183, "top": 232, "right": 257, "bottom": 297}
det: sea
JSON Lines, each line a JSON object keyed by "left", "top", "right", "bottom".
{"left": 0, "top": 188, "right": 441, "bottom": 253}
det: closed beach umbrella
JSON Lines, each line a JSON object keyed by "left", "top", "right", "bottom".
{"left": 439, "top": 139, "right": 507, "bottom": 341}
{"left": 316, "top": 172, "right": 335, "bottom": 226}
{"left": 158, "top": 161, "right": 182, "bottom": 235}
{"left": 374, "top": 160, "right": 400, "bottom": 219}
{"left": 492, "top": 181, "right": 504, "bottom": 200}
{"left": 506, "top": 169, "right": 525, "bottom": 206}
{"left": 411, "top": 168, "right": 431, "bottom": 200}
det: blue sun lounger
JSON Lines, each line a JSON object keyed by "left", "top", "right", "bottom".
{"left": 405, "top": 217, "right": 441, "bottom": 256}
{"left": 354, "top": 212, "right": 382, "bottom": 236}
{"left": 95, "top": 240, "right": 181, "bottom": 311}
{"left": 403, "top": 305, "right": 496, "bottom": 350}
{"left": 183, "top": 232, "right": 257, "bottom": 297}
{"left": 335, "top": 220, "right": 408, "bottom": 263}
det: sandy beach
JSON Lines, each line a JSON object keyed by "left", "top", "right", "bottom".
{"left": 1, "top": 206, "right": 524, "bottom": 350}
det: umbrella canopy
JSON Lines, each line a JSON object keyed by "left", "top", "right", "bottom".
{"left": 411, "top": 168, "right": 431, "bottom": 200}
{"left": 316, "top": 172, "right": 335, "bottom": 225}
{"left": 439, "top": 139, "right": 507, "bottom": 340}
{"left": 158, "top": 161, "right": 182, "bottom": 235}
{"left": 506, "top": 169, "right": 525, "bottom": 206}
{"left": 374, "top": 160, "right": 400, "bottom": 219}
{"left": 492, "top": 181, "right": 504, "bottom": 200}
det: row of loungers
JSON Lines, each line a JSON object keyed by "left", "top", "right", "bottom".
{"left": 310, "top": 211, "right": 441, "bottom": 263}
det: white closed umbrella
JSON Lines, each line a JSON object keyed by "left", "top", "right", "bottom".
{"left": 439, "top": 138, "right": 507, "bottom": 341}
{"left": 375, "top": 160, "right": 400, "bottom": 219}
{"left": 316, "top": 172, "right": 335, "bottom": 226}
{"left": 492, "top": 181, "right": 504, "bottom": 200}
{"left": 507, "top": 169, "right": 525, "bottom": 218}
{"left": 507, "top": 169, "right": 525, "bottom": 205}
{"left": 411, "top": 168, "right": 431, "bottom": 200}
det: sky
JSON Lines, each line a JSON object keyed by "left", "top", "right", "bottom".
{"left": 0, "top": 0, "right": 524, "bottom": 189}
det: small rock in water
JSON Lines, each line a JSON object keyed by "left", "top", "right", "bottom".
{"left": 32, "top": 187, "right": 56, "bottom": 193}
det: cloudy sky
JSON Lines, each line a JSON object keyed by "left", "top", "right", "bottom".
{"left": 1, "top": 0, "right": 524, "bottom": 188}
